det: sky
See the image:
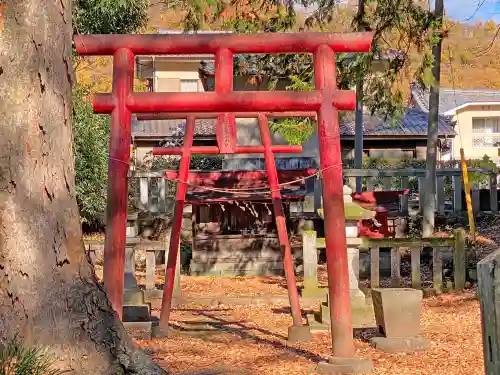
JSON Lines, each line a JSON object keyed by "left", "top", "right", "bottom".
{"left": 444, "top": 0, "right": 500, "bottom": 23}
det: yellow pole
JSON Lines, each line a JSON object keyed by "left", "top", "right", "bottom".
{"left": 460, "top": 148, "right": 475, "bottom": 241}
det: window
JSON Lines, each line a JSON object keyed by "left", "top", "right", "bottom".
{"left": 472, "top": 117, "right": 500, "bottom": 134}
{"left": 472, "top": 117, "right": 500, "bottom": 147}
{"left": 472, "top": 136, "right": 500, "bottom": 148}
{"left": 180, "top": 79, "right": 201, "bottom": 92}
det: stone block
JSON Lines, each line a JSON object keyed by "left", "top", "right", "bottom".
{"left": 151, "top": 325, "right": 170, "bottom": 339}
{"left": 123, "top": 287, "right": 145, "bottom": 305}
{"left": 372, "top": 288, "right": 423, "bottom": 338}
{"left": 316, "top": 356, "right": 372, "bottom": 374}
{"left": 287, "top": 325, "right": 312, "bottom": 343}
{"left": 123, "top": 304, "right": 151, "bottom": 322}
{"left": 369, "top": 336, "right": 430, "bottom": 353}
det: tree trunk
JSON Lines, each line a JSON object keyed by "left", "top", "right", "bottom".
{"left": 0, "top": 2, "right": 166, "bottom": 374}
{"left": 422, "top": 0, "right": 444, "bottom": 238}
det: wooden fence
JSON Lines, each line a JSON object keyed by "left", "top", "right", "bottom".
{"left": 344, "top": 168, "right": 498, "bottom": 214}
{"left": 131, "top": 167, "right": 498, "bottom": 215}
{"left": 86, "top": 229, "right": 468, "bottom": 298}
{"left": 316, "top": 229, "right": 468, "bottom": 292}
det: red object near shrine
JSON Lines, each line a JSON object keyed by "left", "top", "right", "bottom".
{"left": 75, "top": 31, "right": 373, "bottom": 358}
{"left": 352, "top": 190, "right": 410, "bottom": 238}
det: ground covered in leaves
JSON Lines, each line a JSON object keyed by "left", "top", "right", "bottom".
{"left": 138, "top": 289, "right": 483, "bottom": 375}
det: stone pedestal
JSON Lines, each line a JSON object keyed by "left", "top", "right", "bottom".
{"left": 123, "top": 236, "right": 152, "bottom": 326}
{"left": 347, "top": 237, "right": 366, "bottom": 307}
{"left": 124, "top": 245, "right": 138, "bottom": 290}
{"left": 308, "top": 185, "right": 376, "bottom": 331}
{"left": 369, "top": 288, "right": 430, "bottom": 353}
{"left": 302, "top": 230, "right": 324, "bottom": 297}
{"left": 165, "top": 243, "right": 181, "bottom": 297}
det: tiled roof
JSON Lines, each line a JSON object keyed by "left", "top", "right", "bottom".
{"left": 410, "top": 82, "right": 500, "bottom": 114}
{"left": 339, "top": 108, "right": 456, "bottom": 137}
{"left": 131, "top": 109, "right": 455, "bottom": 139}
{"left": 131, "top": 115, "right": 216, "bottom": 138}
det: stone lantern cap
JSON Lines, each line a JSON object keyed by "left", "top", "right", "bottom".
{"left": 317, "top": 185, "right": 376, "bottom": 221}
{"left": 317, "top": 202, "right": 375, "bottom": 221}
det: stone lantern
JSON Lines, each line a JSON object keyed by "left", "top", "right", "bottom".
{"left": 310, "top": 185, "right": 377, "bottom": 330}
{"left": 317, "top": 185, "right": 375, "bottom": 307}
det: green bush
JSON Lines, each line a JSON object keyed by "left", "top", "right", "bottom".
{"left": 467, "top": 155, "right": 498, "bottom": 189}
{"left": 73, "top": 87, "right": 109, "bottom": 225}
{"left": 0, "top": 339, "right": 63, "bottom": 375}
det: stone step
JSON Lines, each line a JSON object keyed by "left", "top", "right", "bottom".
{"left": 190, "top": 261, "right": 285, "bottom": 276}
{"left": 191, "top": 255, "right": 284, "bottom": 263}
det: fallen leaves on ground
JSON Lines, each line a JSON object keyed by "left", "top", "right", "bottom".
{"left": 137, "top": 291, "right": 483, "bottom": 375}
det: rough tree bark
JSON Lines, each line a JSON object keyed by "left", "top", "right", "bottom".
{"left": 0, "top": 1, "right": 166, "bottom": 374}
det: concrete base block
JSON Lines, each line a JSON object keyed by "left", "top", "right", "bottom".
{"left": 316, "top": 356, "right": 373, "bottom": 374}
{"left": 369, "top": 336, "right": 430, "bottom": 353}
{"left": 287, "top": 325, "right": 312, "bottom": 343}
{"left": 123, "top": 304, "right": 151, "bottom": 322}
{"left": 123, "top": 321, "right": 153, "bottom": 340}
{"left": 151, "top": 325, "right": 170, "bottom": 339}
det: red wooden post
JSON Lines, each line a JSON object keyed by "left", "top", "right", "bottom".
{"left": 257, "top": 115, "right": 306, "bottom": 335}
{"left": 215, "top": 48, "right": 237, "bottom": 154}
{"left": 315, "top": 44, "right": 355, "bottom": 357}
{"left": 158, "top": 116, "right": 195, "bottom": 331}
{"left": 103, "top": 48, "right": 134, "bottom": 320}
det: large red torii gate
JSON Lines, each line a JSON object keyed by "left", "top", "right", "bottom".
{"left": 75, "top": 31, "right": 373, "bottom": 365}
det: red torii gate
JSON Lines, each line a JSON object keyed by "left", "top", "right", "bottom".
{"left": 74, "top": 31, "right": 373, "bottom": 365}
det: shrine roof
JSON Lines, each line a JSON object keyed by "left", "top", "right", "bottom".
{"left": 164, "top": 169, "right": 316, "bottom": 202}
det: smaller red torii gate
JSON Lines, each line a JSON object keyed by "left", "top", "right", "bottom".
{"left": 141, "top": 110, "right": 317, "bottom": 339}
{"left": 75, "top": 31, "right": 373, "bottom": 366}
{"left": 149, "top": 113, "right": 310, "bottom": 339}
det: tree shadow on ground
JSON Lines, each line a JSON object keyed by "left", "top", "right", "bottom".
{"left": 270, "top": 306, "right": 315, "bottom": 318}
{"left": 172, "top": 367, "right": 250, "bottom": 375}
{"left": 353, "top": 327, "right": 382, "bottom": 343}
{"left": 168, "top": 308, "right": 323, "bottom": 362}
{"left": 257, "top": 276, "right": 292, "bottom": 290}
